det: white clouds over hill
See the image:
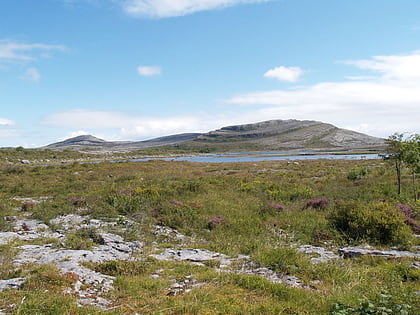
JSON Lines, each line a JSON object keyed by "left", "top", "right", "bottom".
{"left": 40, "top": 51, "right": 420, "bottom": 142}
{"left": 227, "top": 52, "right": 420, "bottom": 137}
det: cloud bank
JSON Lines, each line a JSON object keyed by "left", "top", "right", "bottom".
{"left": 122, "top": 0, "right": 270, "bottom": 18}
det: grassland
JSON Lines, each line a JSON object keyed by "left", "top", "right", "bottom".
{"left": 0, "top": 150, "right": 418, "bottom": 314}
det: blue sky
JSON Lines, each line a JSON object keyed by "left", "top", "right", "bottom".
{"left": 1, "top": 0, "right": 420, "bottom": 147}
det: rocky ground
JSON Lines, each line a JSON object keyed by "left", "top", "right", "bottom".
{"left": 0, "top": 199, "right": 419, "bottom": 312}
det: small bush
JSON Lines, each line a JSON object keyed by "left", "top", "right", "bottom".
{"left": 347, "top": 168, "right": 368, "bottom": 181}
{"left": 64, "top": 227, "right": 104, "bottom": 250}
{"left": 207, "top": 215, "right": 226, "bottom": 230}
{"left": 330, "top": 292, "right": 413, "bottom": 314}
{"left": 67, "top": 196, "right": 86, "bottom": 207}
{"left": 396, "top": 203, "right": 420, "bottom": 233}
{"left": 21, "top": 201, "right": 35, "bottom": 211}
{"left": 329, "top": 202, "right": 414, "bottom": 246}
{"left": 304, "top": 198, "right": 329, "bottom": 210}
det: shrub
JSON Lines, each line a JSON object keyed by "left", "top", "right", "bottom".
{"left": 21, "top": 201, "right": 35, "bottom": 211}
{"left": 64, "top": 227, "right": 104, "bottom": 250}
{"left": 304, "top": 198, "right": 329, "bottom": 210}
{"left": 329, "top": 202, "right": 414, "bottom": 246}
{"left": 396, "top": 203, "right": 420, "bottom": 233}
{"left": 266, "top": 202, "right": 285, "bottom": 211}
{"left": 207, "top": 215, "right": 226, "bottom": 230}
{"left": 347, "top": 167, "right": 368, "bottom": 181}
{"left": 259, "top": 202, "right": 285, "bottom": 215}
{"left": 67, "top": 196, "right": 86, "bottom": 206}
{"left": 330, "top": 292, "right": 413, "bottom": 314}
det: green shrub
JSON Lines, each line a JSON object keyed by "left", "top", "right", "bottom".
{"left": 64, "top": 227, "right": 104, "bottom": 250}
{"left": 330, "top": 292, "right": 414, "bottom": 314}
{"left": 329, "top": 202, "right": 414, "bottom": 246}
{"left": 347, "top": 168, "right": 368, "bottom": 181}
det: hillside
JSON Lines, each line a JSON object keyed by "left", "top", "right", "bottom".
{"left": 44, "top": 119, "right": 385, "bottom": 152}
{"left": 178, "top": 120, "right": 385, "bottom": 152}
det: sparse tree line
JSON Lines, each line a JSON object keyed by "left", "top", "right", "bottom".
{"left": 385, "top": 133, "right": 420, "bottom": 200}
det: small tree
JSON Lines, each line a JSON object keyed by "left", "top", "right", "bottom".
{"left": 385, "top": 133, "right": 405, "bottom": 195}
{"left": 402, "top": 134, "right": 420, "bottom": 201}
{"left": 385, "top": 133, "right": 420, "bottom": 200}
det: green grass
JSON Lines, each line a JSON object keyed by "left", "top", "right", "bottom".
{"left": 0, "top": 152, "right": 419, "bottom": 314}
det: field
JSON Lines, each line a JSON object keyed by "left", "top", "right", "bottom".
{"left": 0, "top": 151, "right": 419, "bottom": 314}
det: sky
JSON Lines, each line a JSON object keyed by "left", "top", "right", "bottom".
{"left": 1, "top": 0, "right": 420, "bottom": 147}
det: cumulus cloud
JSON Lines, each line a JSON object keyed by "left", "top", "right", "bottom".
{"left": 122, "top": 0, "right": 270, "bottom": 18}
{"left": 0, "top": 40, "right": 65, "bottom": 62}
{"left": 21, "top": 68, "right": 41, "bottom": 82}
{"left": 227, "top": 52, "right": 420, "bottom": 137}
{"left": 137, "top": 65, "right": 161, "bottom": 76}
{"left": 264, "top": 66, "right": 303, "bottom": 82}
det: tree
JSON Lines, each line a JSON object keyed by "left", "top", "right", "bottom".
{"left": 385, "top": 133, "right": 420, "bottom": 200}
{"left": 402, "top": 134, "right": 420, "bottom": 201}
{"left": 385, "top": 133, "right": 405, "bottom": 195}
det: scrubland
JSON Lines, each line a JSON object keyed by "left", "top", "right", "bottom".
{"left": 0, "top": 153, "right": 418, "bottom": 314}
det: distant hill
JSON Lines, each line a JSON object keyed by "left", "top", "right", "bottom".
{"left": 44, "top": 133, "right": 202, "bottom": 151}
{"left": 44, "top": 120, "right": 385, "bottom": 152}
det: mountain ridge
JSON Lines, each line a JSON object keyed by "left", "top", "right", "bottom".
{"left": 43, "top": 119, "right": 385, "bottom": 152}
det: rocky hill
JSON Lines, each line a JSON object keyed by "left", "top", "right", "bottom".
{"left": 185, "top": 120, "right": 385, "bottom": 151}
{"left": 44, "top": 120, "right": 385, "bottom": 152}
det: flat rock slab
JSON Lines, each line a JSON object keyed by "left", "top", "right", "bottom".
{"left": 0, "top": 278, "right": 25, "bottom": 292}
{"left": 297, "top": 245, "right": 340, "bottom": 264}
{"left": 151, "top": 248, "right": 231, "bottom": 266}
{"left": 339, "top": 247, "right": 420, "bottom": 259}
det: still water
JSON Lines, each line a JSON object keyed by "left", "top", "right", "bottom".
{"left": 126, "top": 152, "right": 381, "bottom": 163}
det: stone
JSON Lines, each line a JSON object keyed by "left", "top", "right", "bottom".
{"left": 339, "top": 247, "right": 420, "bottom": 259}
{"left": 0, "top": 278, "right": 25, "bottom": 292}
{"left": 3, "top": 216, "right": 17, "bottom": 221}
{"left": 297, "top": 245, "right": 340, "bottom": 264}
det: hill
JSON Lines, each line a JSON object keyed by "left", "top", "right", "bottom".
{"left": 44, "top": 119, "right": 385, "bottom": 152}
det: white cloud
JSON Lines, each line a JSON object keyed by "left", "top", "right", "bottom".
{"left": 0, "top": 40, "right": 65, "bottom": 62}
{"left": 344, "top": 53, "right": 420, "bottom": 83}
{"left": 0, "top": 118, "right": 15, "bottom": 126}
{"left": 137, "top": 65, "right": 161, "bottom": 76}
{"left": 264, "top": 66, "right": 303, "bottom": 82}
{"left": 21, "top": 68, "right": 41, "bottom": 83}
{"left": 122, "top": 0, "right": 270, "bottom": 18}
{"left": 42, "top": 109, "right": 242, "bottom": 140}
{"left": 227, "top": 52, "right": 420, "bottom": 137}
{"left": 66, "top": 130, "right": 91, "bottom": 138}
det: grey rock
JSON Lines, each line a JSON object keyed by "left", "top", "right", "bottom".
{"left": 339, "top": 247, "right": 420, "bottom": 259}
{"left": 3, "top": 216, "right": 17, "bottom": 221}
{"left": 0, "top": 278, "right": 25, "bottom": 292}
{"left": 297, "top": 245, "right": 340, "bottom": 264}
{"left": 151, "top": 248, "right": 230, "bottom": 267}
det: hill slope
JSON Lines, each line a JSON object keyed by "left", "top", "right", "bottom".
{"left": 44, "top": 120, "right": 385, "bottom": 152}
{"left": 181, "top": 120, "right": 385, "bottom": 151}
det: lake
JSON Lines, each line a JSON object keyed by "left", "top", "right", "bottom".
{"left": 124, "top": 151, "right": 381, "bottom": 163}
